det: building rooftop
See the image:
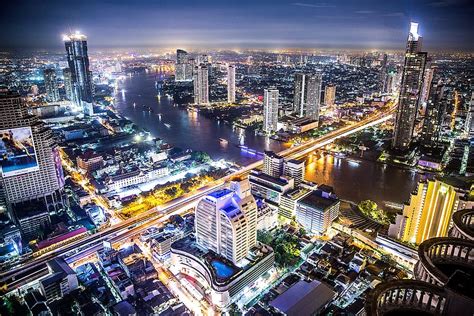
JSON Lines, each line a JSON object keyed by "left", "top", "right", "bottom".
{"left": 299, "top": 191, "right": 339, "bottom": 210}
{"left": 264, "top": 151, "right": 283, "bottom": 159}
{"left": 208, "top": 188, "right": 233, "bottom": 199}
{"left": 250, "top": 171, "right": 290, "bottom": 187}
{"left": 171, "top": 235, "right": 243, "bottom": 283}
{"left": 269, "top": 279, "right": 335, "bottom": 316}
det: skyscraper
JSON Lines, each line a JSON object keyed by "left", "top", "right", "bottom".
{"left": 194, "top": 178, "right": 257, "bottom": 265}
{"left": 43, "top": 68, "right": 59, "bottom": 102}
{"left": 324, "top": 84, "right": 336, "bottom": 107}
{"left": 392, "top": 22, "right": 427, "bottom": 151}
{"left": 0, "top": 89, "right": 66, "bottom": 214}
{"left": 227, "top": 65, "right": 236, "bottom": 103}
{"left": 388, "top": 176, "right": 473, "bottom": 245}
{"left": 263, "top": 88, "right": 279, "bottom": 134}
{"left": 263, "top": 151, "right": 284, "bottom": 177}
{"left": 419, "top": 65, "right": 435, "bottom": 109}
{"left": 420, "top": 75, "right": 445, "bottom": 146}
{"left": 466, "top": 92, "right": 474, "bottom": 138}
{"left": 63, "top": 32, "right": 93, "bottom": 106}
{"left": 62, "top": 68, "right": 76, "bottom": 104}
{"left": 293, "top": 73, "right": 322, "bottom": 121}
{"left": 383, "top": 68, "right": 398, "bottom": 94}
{"left": 193, "top": 65, "right": 209, "bottom": 105}
{"left": 175, "top": 49, "right": 193, "bottom": 81}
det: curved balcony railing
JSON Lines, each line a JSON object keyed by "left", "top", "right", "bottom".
{"left": 365, "top": 279, "right": 447, "bottom": 315}
{"left": 449, "top": 209, "right": 474, "bottom": 241}
{"left": 415, "top": 237, "right": 474, "bottom": 286}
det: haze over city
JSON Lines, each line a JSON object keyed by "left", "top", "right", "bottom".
{"left": 1, "top": 0, "right": 474, "bottom": 50}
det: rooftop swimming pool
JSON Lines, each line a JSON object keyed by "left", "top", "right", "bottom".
{"left": 211, "top": 260, "right": 236, "bottom": 279}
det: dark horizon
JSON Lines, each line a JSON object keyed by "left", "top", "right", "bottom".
{"left": 1, "top": 0, "right": 473, "bottom": 52}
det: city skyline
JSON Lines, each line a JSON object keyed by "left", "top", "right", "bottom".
{"left": 0, "top": 3, "right": 473, "bottom": 314}
{"left": 1, "top": 0, "right": 473, "bottom": 51}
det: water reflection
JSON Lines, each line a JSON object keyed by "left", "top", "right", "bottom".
{"left": 304, "top": 155, "right": 422, "bottom": 206}
{"left": 115, "top": 72, "right": 422, "bottom": 205}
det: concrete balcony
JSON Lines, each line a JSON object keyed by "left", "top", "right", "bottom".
{"left": 449, "top": 209, "right": 474, "bottom": 240}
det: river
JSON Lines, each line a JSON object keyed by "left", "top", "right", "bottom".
{"left": 115, "top": 72, "right": 423, "bottom": 207}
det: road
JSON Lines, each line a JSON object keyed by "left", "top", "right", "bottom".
{"left": 0, "top": 103, "right": 395, "bottom": 292}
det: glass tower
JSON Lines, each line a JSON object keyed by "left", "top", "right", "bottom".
{"left": 63, "top": 32, "right": 93, "bottom": 105}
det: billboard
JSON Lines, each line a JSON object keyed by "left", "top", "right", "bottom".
{"left": 0, "top": 127, "right": 39, "bottom": 177}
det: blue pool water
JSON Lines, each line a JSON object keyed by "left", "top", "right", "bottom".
{"left": 211, "top": 260, "right": 235, "bottom": 279}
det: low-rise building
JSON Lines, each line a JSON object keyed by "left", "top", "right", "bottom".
{"left": 39, "top": 258, "right": 79, "bottom": 302}
{"left": 296, "top": 190, "right": 340, "bottom": 235}
{"left": 279, "top": 187, "right": 312, "bottom": 219}
{"left": 77, "top": 151, "right": 104, "bottom": 173}
{"left": 269, "top": 279, "right": 335, "bottom": 316}
{"left": 170, "top": 235, "right": 274, "bottom": 308}
{"left": 249, "top": 170, "right": 294, "bottom": 206}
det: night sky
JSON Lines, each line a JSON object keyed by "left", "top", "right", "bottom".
{"left": 1, "top": 0, "right": 473, "bottom": 51}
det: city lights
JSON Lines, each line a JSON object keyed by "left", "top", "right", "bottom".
{"left": 0, "top": 2, "right": 472, "bottom": 316}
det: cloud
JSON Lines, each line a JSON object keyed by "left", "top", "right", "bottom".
{"left": 381, "top": 12, "right": 405, "bottom": 17}
{"left": 429, "top": 0, "right": 466, "bottom": 7}
{"left": 355, "top": 10, "right": 375, "bottom": 14}
{"left": 291, "top": 2, "right": 336, "bottom": 8}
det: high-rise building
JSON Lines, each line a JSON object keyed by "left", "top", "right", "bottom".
{"left": 419, "top": 65, "right": 435, "bottom": 110}
{"left": 324, "top": 84, "right": 336, "bottom": 107}
{"left": 296, "top": 190, "right": 340, "bottom": 235}
{"left": 293, "top": 73, "right": 322, "bottom": 121}
{"left": 176, "top": 49, "right": 188, "bottom": 64}
{"left": 175, "top": 49, "right": 193, "bottom": 82}
{"left": 420, "top": 77, "right": 445, "bottom": 146}
{"left": 0, "top": 90, "right": 66, "bottom": 216}
{"left": 194, "top": 178, "right": 257, "bottom": 265}
{"left": 383, "top": 68, "right": 399, "bottom": 94}
{"left": 263, "top": 151, "right": 284, "bottom": 177}
{"left": 62, "top": 68, "right": 76, "bottom": 103}
{"left": 197, "top": 54, "right": 210, "bottom": 65}
{"left": 43, "top": 69, "right": 59, "bottom": 102}
{"left": 466, "top": 92, "right": 474, "bottom": 138}
{"left": 392, "top": 22, "right": 428, "bottom": 151}
{"left": 63, "top": 32, "right": 93, "bottom": 106}
{"left": 39, "top": 258, "right": 78, "bottom": 303}
{"left": 227, "top": 65, "right": 236, "bottom": 103}
{"left": 263, "top": 88, "right": 279, "bottom": 134}
{"left": 193, "top": 65, "right": 209, "bottom": 105}
{"left": 388, "top": 176, "right": 473, "bottom": 245}
{"left": 284, "top": 159, "right": 305, "bottom": 186}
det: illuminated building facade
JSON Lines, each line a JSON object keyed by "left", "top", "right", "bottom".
{"left": 195, "top": 178, "right": 257, "bottom": 265}
{"left": 62, "top": 68, "right": 77, "bottom": 104}
{"left": 420, "top": 74, "right": 445, "bottom": 146}
{"left": 193, "top": 65, "right": 209, "bottom": 105}
{"left": 392, "top": 22, "right": 427, "bottom": 151}
{"left": 227, "top": 65, "right": 236, "bottom": 103}
{"left": 175, "top": 49, "right": 193, "bottom": 81}
{"left": 467, "top": 92, "right": 474, "bottom": 138}
{"left": 63, "top": 32, "right": 93, "bottom": 106}
{"left": 263, "top": 88, "right": 279, "bottom": 134}
{"left": 0, "top": 90, "right": 66, "bottom": 214}
{"left": 296, "top": 190, "right": 340, "bottom": 235}
{"left": 388, "top": 176, "right": 473, "bottom": 245}
{"left": 43, "top": 68, "right": 59, "bottom": 102}
{"left": 324, "top": 84, "right": 336, "bottom": 107}
{"left": 419, "top": 65, "right": 435, "bottom": 109}
{"left": 293, "top": 73, "right": 322, "bottom": 121}
{"left": 263, "top": 151, "right": 284, "bottom": 178}
{"left": 171, "top": 179, "right": 273, "bottom": 308}
{"left": 284, "top": 159, "right": 305, "bottom": 186}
